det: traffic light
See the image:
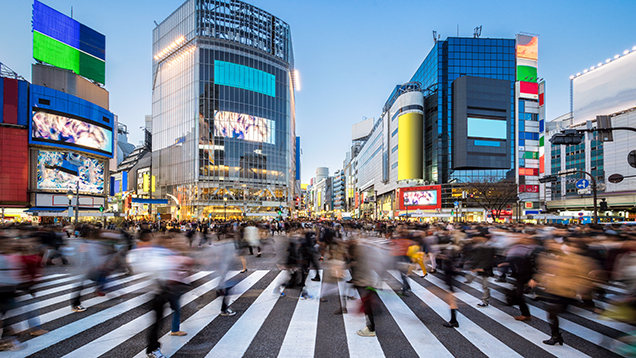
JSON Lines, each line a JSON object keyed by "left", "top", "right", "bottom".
{"left": 596, "top": 115, "right": 613, "bottom": 142}
{"left": 550, "top": 129, "right": 583, "bottom": 145}
{"left": 599, "top": 199, "right": 608, "bottom": 211}
{"left": 99, "top": 205, "right": 104, "bottom": 212}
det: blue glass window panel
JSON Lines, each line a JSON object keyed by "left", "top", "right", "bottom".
{"left": 539, "top": 120, "right": 544, "bottom": 132}
{"left": 519, "top": 120, "right": 524, "bottom": 131}
{"left": 392, "top": 128, "right": 398, "bottom": 137}
{"left": 474, "top": 140, "right": 501, "bottom": 147}
{"left": 391, "top": 145, "right": 398, "bottom": 153}
{"left": 519, "top": 139, "right": 525, "bottom": 146}
{"left": 519, "top": 159, "right": 525, "bottom": 166}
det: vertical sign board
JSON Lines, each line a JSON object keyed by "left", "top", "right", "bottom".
{"left": 516, "top": 35, "right": 538, "bottom": 100}
{"left": 538, "top": 81, "right": 545, "bottom": 174}
{"left": 32, "top": 0, "right": 106, "bottom": 84}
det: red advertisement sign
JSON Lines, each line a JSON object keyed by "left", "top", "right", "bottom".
{"left": 397, "top": 185, "right": 442, "bottom": 211}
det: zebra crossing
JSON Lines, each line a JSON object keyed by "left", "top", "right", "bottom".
{"left": 2, "top": 268, "right": 633, "bottom": 358}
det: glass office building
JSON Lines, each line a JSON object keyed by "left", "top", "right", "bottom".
{"left": 152, "top": 0, "right": 296, "bottom": 219}
{"left": 410, "top": 37, "right": 517, "bottom": 184}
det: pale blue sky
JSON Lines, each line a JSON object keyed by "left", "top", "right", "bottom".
{"left": 2, "top": 0, "right": 636, "bottom": 184}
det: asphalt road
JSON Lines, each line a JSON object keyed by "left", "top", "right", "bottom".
{"left": 3, "top": 234, "right": 632, "bottom": 358}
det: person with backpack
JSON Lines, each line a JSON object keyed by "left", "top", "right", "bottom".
{"left": 500, "top": 235, "right": 540, "bottom": 321}
{"left": 464, "top": 230, "right": 496, "bottom": 307}
{"left": 529, "top": 238, "right": 598, "bottom": 345}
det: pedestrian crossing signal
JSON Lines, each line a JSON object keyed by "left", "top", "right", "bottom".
{"left": 99, "top": 205, "right": 104, "bottom": 212}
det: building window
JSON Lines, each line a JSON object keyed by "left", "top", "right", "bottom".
{"left": 391, "top": 145, "right": 398, "bottom": 153}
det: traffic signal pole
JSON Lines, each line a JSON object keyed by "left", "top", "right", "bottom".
{"left": 542, "top": 169, "right": 598, "bottom": 224}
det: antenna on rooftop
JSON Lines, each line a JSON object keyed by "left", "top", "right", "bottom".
{"left": 432, "top": 30, "right": 437, "bottom": 44}
{"left": 473, "top": 26, "right": 482, "bottom": 38}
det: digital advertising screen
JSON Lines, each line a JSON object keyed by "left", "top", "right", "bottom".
{"left": 214, "top": 111, "right": 275, "bottom": 144}
{"left": 37, "top": 150, "right": 104, "bottom": 194}
{"left": 467, "top": 117, "right": 507, "bottom": 139}
{"left": 31, "top": 110, "right": 113, "bottom": 155}
{"left": 516, "top": 35, "right": 538, "bottom": 61}
{"left": 398, "top": 185, "right": 442, "bottom": 211}
{"left": 403, "top": 190, "right": 437, "bottom": 207}
{"left": 32, "top": 0, "right": 106, "bottom": 84}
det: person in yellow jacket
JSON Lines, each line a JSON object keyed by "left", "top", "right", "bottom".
{"left": 406, "top": 232, "right": 428, "bottom": 278}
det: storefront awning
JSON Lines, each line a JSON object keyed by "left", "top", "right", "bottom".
{"left": 131, "top": 198, "right": 169, "bottom": 205}
{"left": 25, "top": 207, "right": 67, "bottom": 213}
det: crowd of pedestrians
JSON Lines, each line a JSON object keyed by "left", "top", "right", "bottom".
{"left": 1, "top": 218, "right": 636, "bottom": 357}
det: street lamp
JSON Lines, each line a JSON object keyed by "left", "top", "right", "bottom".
{"left": 67, "top": 190, "right": 73, "bottom": 224}
{"left": 224, "top": 195, "right": 228, "bottom": 221}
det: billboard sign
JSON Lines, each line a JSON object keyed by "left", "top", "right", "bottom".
{"left": 214, "top": 111, "right": 275, "bottom": 144}
{"left": 31, "top": 110, "right": 113, "bottom": 155}
{"left": 398, "top": 185, "right": 442, "bottom": 211}
{"left": 516, "top": 35, "right": 538, "bottom": 61}
{"left": 37, "top": 150, "right": 104, "bottom": 194}
{"left": 32, "top": 0, "right": 106, "bottom": 84}
{"left": 572, "top": 51, "right": 636, "bottom": 125}
{"left": 467, "top": 117, "right": 507, "bottom": 139}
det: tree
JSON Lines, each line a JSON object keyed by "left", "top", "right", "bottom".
{"left": 465, "top": 177, "right": 518, "bottom": 220}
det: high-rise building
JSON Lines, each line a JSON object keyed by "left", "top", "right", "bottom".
{"left": 351, "top": 34, "right": 542, "bottom": 220}
{"left": 410, "top": 37, "right": 518, "bottom": 185}
{"left": 152, "top": 0, "right": 297, "bottom": 220}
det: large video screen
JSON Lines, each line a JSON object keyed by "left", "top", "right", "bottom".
{"left": 32, "top": 0, "right": 106, "bottom": 84}
{"left": 516, "top": 35, "right": 538, "bottom": 61}
{"left": 37, "top": 151, "right": 104, "bottom": 194}
{"left": 403, "top": 190, "right": 437, "bottom": 207}
{"left": 32, "top": 111, "right": 113, "bottom": 154}
{"left": 467, "top": 117, "right": 507, "bottom": 139}
{"left": 214, "top": 111, "right": 275, "bottom": 144}
{"left": 573, "top": 52, "right": 636, "bottom": 125}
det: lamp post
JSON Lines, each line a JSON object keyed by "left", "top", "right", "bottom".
{"left": 67, "top": 190, "right": 73, "bottom": 224}
{"left": 224, "top": 195, "right": 228, "bottom": 221}
{"left": 73, "top": 180, "right": 79, "bottom": 224}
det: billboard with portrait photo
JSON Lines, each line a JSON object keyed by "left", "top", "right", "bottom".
{"left": 214, "top": 111, "right": 275, "bottom": 144}
{"left": 403, "top": 190, "right": 437, "bottom": 206}
{"left": 31, "top": 110, "right": 113, "bottom": 155}
{"left": 398, "top": 185, "right": 442, "bottom": 211}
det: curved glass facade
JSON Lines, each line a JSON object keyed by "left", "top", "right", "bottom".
{"left": 152, "top": 0, "right": 296, "bottom": 219}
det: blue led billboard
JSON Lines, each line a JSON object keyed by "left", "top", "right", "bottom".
{"left": 32, "top": 0, "right": 106, "bottom": 84}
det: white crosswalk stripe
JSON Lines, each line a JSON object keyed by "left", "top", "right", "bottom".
{"left": 278, "top": 270, "right": 323, "bottom": 358}
{"left": 4, "top": 269, "right": 633, "bottom": 358}
{"left": 338, "top": 271, "right": 385, "bottom": 358}
{"left": 388, "top": 271, "right": 523, "bottom": 358}
{"left": 470, "top": 276, "right": 628, "bottom": 352}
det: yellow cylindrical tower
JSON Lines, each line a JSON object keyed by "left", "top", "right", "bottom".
{"left": 397, "top": 112, "right": 423, "bottom": 180}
